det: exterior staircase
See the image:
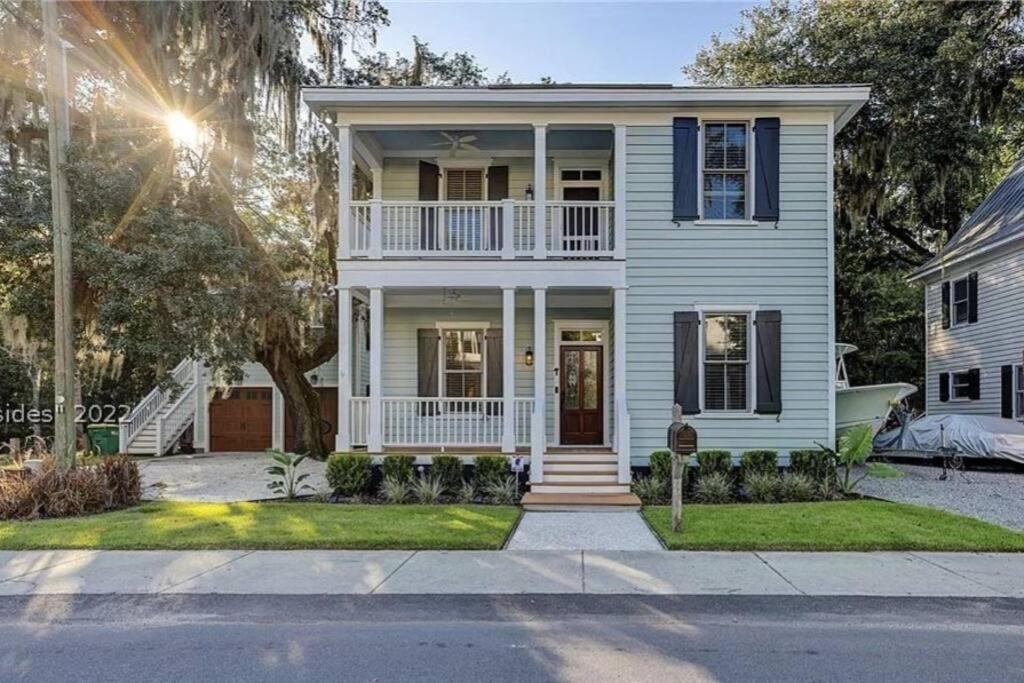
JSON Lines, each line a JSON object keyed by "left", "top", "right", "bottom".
{"left": 119, "top": 360, "right": 200, "bottom": 456}
{"left": 522, "top": 449, "right": 641, "bottom": 510}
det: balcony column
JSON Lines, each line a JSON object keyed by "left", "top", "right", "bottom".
{"left": 614, "top": 124, "right": 627, "bottom": 261}
{"left": 335, "top": 286, "right": 353, "bottom": 452}
{"left": 368, "top": 287, "right": 384, "bottom": 453}
{"left": 533, "top": 124, "right": 547, "bottom": 260}
{"left": 337, "top": 124, "right": 352, "bottom": 260}
{"left": 530, "top": 287, "right": 547, "bottom": 482}
{"left": 614, "top": 286, "right": 631, "bottom": 483}
{"left": 501, "top": 287, "right": 516, "bottom": 453}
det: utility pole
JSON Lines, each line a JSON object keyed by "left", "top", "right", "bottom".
{"left": 42, "top": 0, "right": 77, "bottom": 471}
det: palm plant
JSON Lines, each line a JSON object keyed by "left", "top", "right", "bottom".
{"left": 264, "top": 449, "right": 314, "bottom": 499}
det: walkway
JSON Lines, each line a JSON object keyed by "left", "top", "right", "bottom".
{"left": 508, "top": 512, "right": 663, "bottom": 550}
{"left": 1, "top": 549, "right": 1021, "bottom": 597}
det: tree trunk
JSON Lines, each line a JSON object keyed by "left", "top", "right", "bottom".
{"left": 259, "top": 351, "right": 328, "bottom": 460}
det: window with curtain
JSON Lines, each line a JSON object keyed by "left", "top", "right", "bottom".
{"left": 443, "top": 329, "right": 484, "bottom": 398}
{"left": 951, "top": 275, "right": 970, "bottom": 326}
{"left": 703, "top": 313, "right": 750, "bottom": 411}
{"left": 702, "top": 122, "right": 748, "bottom": 220}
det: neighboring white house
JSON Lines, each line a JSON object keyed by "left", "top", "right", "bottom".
{"left": 909, "top": 157, "right": 1024, "bottom": 421}
{"left": 119, "top": 83, "right": 868, "bottom": 502}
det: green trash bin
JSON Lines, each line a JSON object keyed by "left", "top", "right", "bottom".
{"left": 87, "top": 424, "right": 120, "bottom": 455}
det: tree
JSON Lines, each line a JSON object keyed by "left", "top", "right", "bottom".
{"left": 685, "top": 0, "right": 1024, "bottom": 391}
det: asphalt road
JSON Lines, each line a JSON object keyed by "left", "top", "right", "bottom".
{"left": 0, "top": 594, "right": 1022, "bottom": 682}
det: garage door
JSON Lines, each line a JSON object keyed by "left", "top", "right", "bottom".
{"left": 210, "top": 388, "right": 273, "bottom": 452}
{"left": 284, "top": 388, "right": 338, "bottom": 453}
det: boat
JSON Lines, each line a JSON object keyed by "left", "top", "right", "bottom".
{"left": 835, "top": 343, "right": 917, "bottom": 439}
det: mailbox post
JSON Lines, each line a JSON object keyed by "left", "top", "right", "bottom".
{"left": 666, "top": 406, "right": 698, "bottom": 533}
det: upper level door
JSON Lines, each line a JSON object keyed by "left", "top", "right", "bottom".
{"left": 561, "top": 186, "right": 601, "bottom": 253}
{"left": 445, "top": 168, "right": 485, "bottom": 250}
{"left": 559, "top": 345, "right": 604, "bottom": 445}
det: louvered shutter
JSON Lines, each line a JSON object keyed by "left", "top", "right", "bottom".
{"left": 673, "top": 311, "right": 700, "bottom": 413}
{"left": 1002, "top": 365, "right": 1014, "bottom": 418}
{"left": 968, "top": 272, "right": 979, "bottom": 323}
{"left": 419, "top": 161, "right": 440, "bottom": 250}
{"left": 939, "top": 372, "right": 950, "bottom": 402}
{"left": 485, "top": 329, "right": 503, "bottom": 415}
{"left": 753, "top": 118, "right": 780, "bottom": 221}
{"left": 672, "top": 118, "right": 699, "bottom": 221}
{"left": 417, "top": 329, "right": 440, "bottom": 415}
{"left": 968, "top": 368, "right": 981, "bottom": 401}
{"left": 941, "top": 282, "right": 951, "bottom": 329}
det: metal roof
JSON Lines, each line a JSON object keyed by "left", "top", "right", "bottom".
{"left": 910, "top": 157, "right": 1024, "bottom": 280}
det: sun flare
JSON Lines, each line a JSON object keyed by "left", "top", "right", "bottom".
{"left": 165, "top": 110, "right": 200, "bottom": 149}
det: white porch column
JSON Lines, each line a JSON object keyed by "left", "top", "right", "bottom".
{"left": 192, "top": 361, "right": 209, "bottom": 452}
{"left": 367, "top": 287, "right": 384, "bottom": 453}
{"left": 531, "top": 287, "right": 547, "bottom": 483}
{"left": 533, "top": 124, "right": 547, "bottom": 260}
{"left": 501, "top": 287, "right": 516, "bottom": 453}
{"left": 335, "top": 287, "right": 353, "bottom": 452}
{"left": 337, "top": 124, "right": 353, "bottom": 260}
{"left": 271, "top": 387, "right": 285, "bottom": 451}
{"left": 614, "top": 286, "right": 630, "bottom": 483}
{"left": 614, "top": 124, "right": 627, "bottom": 261}
{"left": 371, "top": 167, "right": 384, "bottom": 199}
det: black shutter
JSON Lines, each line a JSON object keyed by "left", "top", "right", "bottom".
{"left": 968, "top": 368, "right": 981, "bottom": 401}
{"left": 487, "top": 166, "right": 509, "bottom": 250}
{"left": 968, "top": 272, "right": 979, "bottom": 323}
{"left": 673, "top": 311, "right": 700, "bottom": 414}
{"left": 672, "top": 118, "right": 699, "bottom": 221}
{"left": 418, "top": 161, "right": 440, "bottom": 251}
{"left": 941, "top": 282, "right": 951, "bottom": 329}
{"left": 939, "top": 372, "right": 950, "bottom": 402}
{"left": 485, "top": 329, "right": 503, "bottom": 414}
{"left": 753, "top": 117, "right": 780, "bottom": 221}
{"left": 1001, "top": 365, "right": 1014, "bottom": 418}
{"left": 754, "top": 310, "right": 782, "bottom": 414}
{"left": 417, "top": 329, "right": 440, "bottom": 415}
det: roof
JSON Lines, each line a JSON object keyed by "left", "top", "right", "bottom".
{"left": 909, "top": 157, "right": 1024, "bottom": 281}
{"left": 302, "top": 83, "right": 871, "bottom": 131}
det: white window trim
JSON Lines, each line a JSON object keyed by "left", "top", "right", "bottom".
{"left": 695, "top": 304, "right": 759, "bottom": 415}
{"left": 1015, "top": 365, "right": 1024, "bottom": 420}
{"left": 435, "top": 321, "right": 491, "bottom": 402}
{"left": 554, "top": 164, "right": 609, "bottom": 200}
{"left": 948, "top": 274, "right": 972, "bottom": 328}
{"left": 552, "top": 319, "right": 611, "bottom": 448}
{"left": 697, "top": 118, "right": 755, "bottom": 225}
{"left": 439, "top": 166, "right": 488, "bottom": 201}
{"left": 949, "top": 368, "right": 975, "bottom": 402}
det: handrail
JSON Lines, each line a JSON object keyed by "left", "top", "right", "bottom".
{"left": 118, "top": 358, "right": 192, "bottom": 452}
{"left": 154, "top": 362, "right": 198, "bottom": 456}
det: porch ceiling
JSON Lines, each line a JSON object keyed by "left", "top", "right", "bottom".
{"left": 367, "top": 128, "right": 612, "bottom": 154}
{"left": 357, "top": 288, "right": 613, "bottom": 309}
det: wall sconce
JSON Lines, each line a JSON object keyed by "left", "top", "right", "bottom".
{"left": 524, "top": 347, "right": 534, "bottom": 366}
{"left": 525, "top": 183, "right": 534, "bottom": 201}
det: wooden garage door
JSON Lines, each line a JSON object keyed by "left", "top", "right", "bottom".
{"left": 284, "top": 388, "right": 338, "bottom": 453}
{"left": 210, "top": 388, "right": 273, "bottom": 452}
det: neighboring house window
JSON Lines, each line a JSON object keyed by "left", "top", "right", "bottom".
{"left": 442, "top": 329, "right": 484, "bottom": 399}
{"left": 702, "top": 122, "right": 748, "bottom": 220}
{"left": 951, "top": 370, "right": 974, "bottom": 400}
{"left": 703, "top": 313, "right": 750, "bottom": 411}
{"left": 1016, "top": 365, "right": 1024, "bottom": 419}
{"left": 951, "top": 275, "right": 970, "bottom": 326}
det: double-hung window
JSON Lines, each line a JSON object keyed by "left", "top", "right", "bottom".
{"left": 702, "top": 122, "right": 749, "bottom": 220}
{"left": 442, "top": 329, "right": 484, "bottom": 400}
{"left": 951, "top": 275, "right": 970, "bottom": 326}
{"left": 1015, "top": 365, "right": 1024, "bottom": 419}
{"left": 951, "top": 370, "right": 974, "bottom": 400}
{"left": 703, "top": 313, "right": 750, "bottom": 412}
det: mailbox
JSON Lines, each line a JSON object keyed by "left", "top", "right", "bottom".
{"left": 666, "top": 422, "right": 698, "bottom": 456}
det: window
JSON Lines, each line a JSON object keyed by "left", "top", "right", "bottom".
{"left": 561, "top": 330, "right": 603, "bottom": 342}
{"left": 951, "top": 370, "right": 974, "bottom": 400}
{"left": 951, "top": 275, "right": 970, "bottom": 326}
{"left": 702, "top": 122, "right": 748, "bottom": 220}
{"left": 561, "top": 169, "right": 602, "bottom": 182}
{"left": 703, "top": 313, "right": 750, "bottom": 411}
{"left": 1015, "top": 366, "right": 1024, "bottom": 419}
{"left": 442, "top": 329, "right": 484, "bottom": 399}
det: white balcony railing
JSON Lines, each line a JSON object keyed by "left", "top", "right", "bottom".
{"left": 349, "top": 397, "right": 534, "bottom": 448}
{"left": 347, "top": 200, "right": 614, "bottom": 259}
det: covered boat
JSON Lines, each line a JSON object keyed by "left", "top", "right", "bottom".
{"left": 874, "top": 414, "right": 1024, "bottom": 464}
{"left": 835, "top": 343, "right": 917, "bottom": 438}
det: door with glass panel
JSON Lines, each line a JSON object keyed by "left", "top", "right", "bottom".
{"left": 559, "top": 345, "right": 603, "bottom": 444}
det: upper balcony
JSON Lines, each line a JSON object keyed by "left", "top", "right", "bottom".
{"left": 336, "top": 124, "right": 626, "bottom": 262}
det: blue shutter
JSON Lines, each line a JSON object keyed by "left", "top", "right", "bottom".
{"left": 673, "top": 118, "right": 699, "bottom": 221}
{"left": 753, "top": 117, "right": 780, "bottom": 221}
{"left": 673, "top": 311, "right": 700, "bottom": 413}
{"left": 754, "top": 310, "right": 782, "bottom": 414}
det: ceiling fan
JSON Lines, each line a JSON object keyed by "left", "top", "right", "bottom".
{"left": 432, "top": 131, "right": 480, "bottom": 156}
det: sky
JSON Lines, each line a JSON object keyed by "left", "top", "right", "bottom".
{"left": 369, "top": 1, "right": 761, "bottom": 85}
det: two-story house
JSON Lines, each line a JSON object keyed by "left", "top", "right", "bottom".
{"left": 118, "top": 84, "right": 869, "bottom": 505}
{"left": 909, "top": 157, "right": 1024, "bottom": 421}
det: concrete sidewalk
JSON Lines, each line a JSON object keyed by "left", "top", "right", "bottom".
{"left": 0, "top": 549, "right": 1021, "bottom": 597}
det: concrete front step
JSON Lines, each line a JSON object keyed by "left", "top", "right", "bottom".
{"left": 521, "top": 492, "right": 641, "bottom": 510}
{"left": 530, "top": 483, "right": 631, "bottom": 495}
{"left": 543, "top": 463, "right": 618, "bottom": 474}
{"left": 544, "top": 453, "right": 617, "bottom": 463}
{"left": 541, "top": 473, "right": 618, "bottom": 484}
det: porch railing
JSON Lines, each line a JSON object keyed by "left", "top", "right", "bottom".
{"left": 118, "top": 358, "right": 193, "bottom": 452}
{"left": 349, "top": 397, "right": 534, "bottom": 448}
{"left": 347, "top": 200, "right": 614, "bottom": 259}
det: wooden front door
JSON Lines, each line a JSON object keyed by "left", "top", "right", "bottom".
{"left": 209, "top": 388, "right": 273, "bottom": 452}
{"left": 559, "top": 345, "right": 603, "bottom": 445}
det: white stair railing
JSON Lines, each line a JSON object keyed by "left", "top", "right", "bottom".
{"left": 118, "top": 358, "right": 193, "bottom": 452}
{"left": 153, "top": 361, "right": 199, "bottom": 456}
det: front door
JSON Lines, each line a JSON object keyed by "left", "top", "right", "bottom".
{"left": 559, "top": 345, "right": 603, "bottom": 445}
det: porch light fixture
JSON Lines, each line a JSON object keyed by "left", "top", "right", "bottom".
{"left": 525, "top": 184, "right": 534, "bottom": 200}
{"left": 524, "top": 347, "right": 534, "bottom": 366}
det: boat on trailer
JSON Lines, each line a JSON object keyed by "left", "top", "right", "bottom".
{"left": 835, "top": 343, "right": 917, "bottom": 439}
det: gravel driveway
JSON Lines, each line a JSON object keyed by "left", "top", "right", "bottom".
{"left": 139, "top": 452, "right": 329, "bottom": 503}
{"left": 859, "top": 462, "right": 1024, "bottom": 531}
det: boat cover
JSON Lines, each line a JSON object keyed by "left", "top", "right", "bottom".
{"left": 874, "top": 414, "right": 1024, "bottom": 463}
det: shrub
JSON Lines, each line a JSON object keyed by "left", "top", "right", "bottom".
{"left": 381, "top": 454, "right": 416, "bottom": 485}
{"left": 483, "top": 475, "right": 519, "bottom": 505}
{"left": 0, "top": 456, "right": 138, "bottom": 520}
{"left": 789, "top": 449, "right": 836, "bottom": 491}
{"left": 631, "top": 475, "right": 668, "bottom": 505}
{"left": 693, "top": 471, "right": 734, "bottom": 504}
{"left": 431, "top": 455, "right": 463, "bottom": 494}
{"left": 743, "top": 471, "right": 780, "bottom": 503}
{"left": 100, "top": 455, "right": 142, "bottom": 509}
{"left": 696, "top": 450, "right": 732, "bottom": 479}
{"left": 378, "top": 475, "right": 409, "bottom": 504}
{"left": 740, "top": 450, "right": 778, "bottom": 481}
{"left": 326, "top": 453, "right": 373, "bottom": 497}
{"left": 778, "top": 472, "right": 818, "bottom": 502}
{"left": 456, "top": 479, "right": 476, "bottom": 504}
{"left": 474, "top": 455, "right": 508, "bottom": 488}
{"left": 649, "top": 449, "right": 673, "bottom": 482}
{"left": 411, "top": 475, "right": 445, "bottom": 504}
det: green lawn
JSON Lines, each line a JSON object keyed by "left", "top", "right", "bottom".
{"left": 643, "top": 500, "right": 1024, "bottom": 551}
{"left": 0, "top": 501, "right": 522, "bottom": 551}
